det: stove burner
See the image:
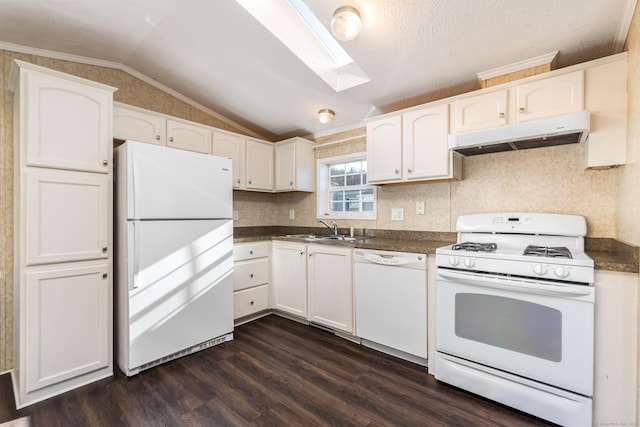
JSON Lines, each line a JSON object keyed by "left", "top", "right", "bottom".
{"left": 523, "top": 245, "right": 573, "bottom": 259}
{"left": 452, "top": 242, "right": 497, "bottom": 252}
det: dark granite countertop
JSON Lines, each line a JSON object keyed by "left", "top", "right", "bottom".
{"left": 234, "top": 227, "right": 639, "bottom": 274}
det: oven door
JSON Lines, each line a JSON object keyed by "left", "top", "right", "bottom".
{"left": 436, "top": 268, "right": 594, "bottom": 396}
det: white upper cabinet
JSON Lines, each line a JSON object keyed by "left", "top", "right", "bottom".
{"left": 275, "top": 137, "right": 314, "bottom": 192}
{"left": 12, "top": 63, "right": 113, "bottom": 173}
{"left": 113, "top": 105, "right": 166, "bottom": 145}
{"left": 166, "top": 119, "right": 212, "bottom": 154}
{"left": 515, "top": 70, "right": 584, "bottom": 122}
{"left": 367, "top": 106, "right": 461, "bottom": 184}
{"left": 450, "top": 90, "right": 509, "bottom": 133}
{"left": 366, "top": 116, "right": 403, "bottom": 183}
{"left": 245, "top": 138, "right": 274, "bottom": 191}
{"left": 403, "top": 104, "right": 454, "bottom": 180}
{"left": 212, "top": 131, "right": 245, "bottom": 189}
{"left": 584, "top": 57, "right": 628, "bottom": 168}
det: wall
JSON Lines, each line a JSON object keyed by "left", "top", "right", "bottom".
{"left": 270, "top": 127, "right": 617, "bottom": 237}
{"left": 618, "top": 2, "right": 640, "bottom": 423}
{"left": 0, "top": 49, "right": 254, "bottom": 373}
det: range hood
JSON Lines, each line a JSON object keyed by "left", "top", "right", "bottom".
{"left": 448, "top": 110, "right": 590, "bottom": 156}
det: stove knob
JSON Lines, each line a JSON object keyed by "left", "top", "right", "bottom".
{"left": 554, "top": 266, "right": 569, "bottom": 278}
{"left": 449, "top": 256, "right": 460, "bottom": 266}
{"left": 532, "top": 264, "right": 547, "bottom": 276}
{"left": 463, "top": 258, "right": 475, "bottom": 268}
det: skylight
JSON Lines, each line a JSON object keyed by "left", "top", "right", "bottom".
{"left": 234, "top": 0, "right": 370, "bottom": 92}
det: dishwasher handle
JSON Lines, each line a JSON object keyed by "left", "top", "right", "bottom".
{"left": 355, "top": 250, "right": 423, "bottom": 266}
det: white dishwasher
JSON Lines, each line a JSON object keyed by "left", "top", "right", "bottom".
{"left": 354, "top": 248, "right": 427, "bottom": 366}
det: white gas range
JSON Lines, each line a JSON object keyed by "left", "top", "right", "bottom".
{"left": 435, "top": 213, "right": 595, "bottom": 427}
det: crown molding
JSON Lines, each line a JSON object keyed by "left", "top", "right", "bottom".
{"left": 0, "top": 41, "right": 265, "bottom": 139}
{"left": 613, "top": 0, "right": 638, "bottom": 52}
{"left": 476, "top": 51, "right": 559, "bottom": 82}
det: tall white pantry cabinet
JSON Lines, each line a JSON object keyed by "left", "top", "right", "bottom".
{"left": 9, "top": 60, "right": 117, "bottom": 408}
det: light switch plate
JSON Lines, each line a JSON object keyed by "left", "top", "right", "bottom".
{"left": 233, "top": 210, "right": 239, "bottom": 220}
{"left": 416, "top": 201, "right": 425, "bottom": 215}
{"left": 391, "top": 207, "right": 404, "bottom": 221}
{"left": 289, "top": 209, "right": 295, "bottom": 220}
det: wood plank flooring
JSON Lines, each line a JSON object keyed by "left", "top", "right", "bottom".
{"left": 0, "top": 315, "right": 553, "bottom": 426}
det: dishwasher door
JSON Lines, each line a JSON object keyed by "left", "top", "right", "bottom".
{"left": 354, "top": 249, "right": 427, "bottom": 362}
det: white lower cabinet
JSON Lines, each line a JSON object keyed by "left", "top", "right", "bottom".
{"left": 233, "top": 241, "right": 270, "bottom": 321}
{"left": 23, "top": 262, "right": 111, "bottom": 394}
{"left": 307, "top": 245, "right": 353, "bottom": 334}
{"left": 272, "top": 241, "right": 308, "bottom": 318}
{"left": 272, "top": 241, "right": 354, "bottom": 334}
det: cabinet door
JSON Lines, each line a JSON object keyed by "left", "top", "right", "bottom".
{"left": 23, "top": 70, "right": 112, "bottom": 173}
{"left": 24, "top": 262, "right": 110, "bottom": 393}
{"left": 366, "top": 116, "right": 402, "bottom": 183}
{"left": 308, "top": 245, "right": 353, "bottom": 333}
{"left": 167, "top": 119, "right": 212, "bottom": 154}
{"left": 113, "top": 106, "right": 166, "bottom": 145}
{"left": 212, "top": 131, "right": 245, "bottom": 188}
{"left": 516, "top": 70, "right": 584, "bottom": 122}
{"left": 272, "top": 242, "right": 307, "bottom": 317}
{"left": 26, "top": 169, "right": 109, "bottom": 265}
{"left": 275, "top": 141, "right": 296, "bottom": 191}
{"left": 245, "top": 139, "right": 274, "bottom": 191}
{"left": 403, "top": 104, "right": 451, "bottom": 180}
{"left": 450, "top": 90, "right": 508, "bottom": 133}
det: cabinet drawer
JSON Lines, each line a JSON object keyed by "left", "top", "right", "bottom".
{"left": 234, "top": 259, "right": 269, "bottom": 291}
{"left": 233, "top": 241, "right": 270, "bottom": 261}
{"left": 234, "top": 285, "right": 269, "bottom": 319}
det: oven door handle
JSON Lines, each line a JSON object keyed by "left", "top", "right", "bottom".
{"left": 437, "top": 269, "right": 593, "bottom": 297}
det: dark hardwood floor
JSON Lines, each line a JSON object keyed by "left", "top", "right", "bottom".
{"left": 0, "top": 315, "right": 553, "bottom": 426}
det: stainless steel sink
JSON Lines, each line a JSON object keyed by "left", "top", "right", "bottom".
{"left": 285, "top": 234, "right": 316, "bottom": 239}
{"left": 284, "top": 234, "right": 368, "bottom": 243}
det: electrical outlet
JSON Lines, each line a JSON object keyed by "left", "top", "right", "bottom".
{"left": 416, "top": 201, "right": 425, "bottom": 215}
{"left": 233, "top": 210, "right": 239, "bottom": 220}
{"left": 391, "top": 207, "right": 404, "bottom": 221}
{"left": 289, "top": 209, "right": 295, "bottom": 220}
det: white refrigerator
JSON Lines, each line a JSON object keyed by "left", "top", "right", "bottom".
{"left": 114, "top": 141, "right": 234, "bottom": 376}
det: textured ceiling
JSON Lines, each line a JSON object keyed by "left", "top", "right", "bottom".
{"left": 0, "top": 0, "right": 636, "bottom": 140}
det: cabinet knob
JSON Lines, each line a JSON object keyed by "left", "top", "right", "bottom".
{"left": 169, "top": 136, "right": 174, "bottom": 142}
{"left": 394, "top": 169, "right": 399, "bottom": 174}
{"left": 250, "top": 273, "right": 254, "bottom": 278}
{"left": 407, "top": 168, "right": 413, "bottom": 173}
{"left": 102, "top": 160, "right": 108, "bottom": 166}
{"left": 519, "top": 107, "right": 525, "bottom": 113}
{"left": 250, "top": 301, "right": 254, "bottom": 305}
{"left": 248, "top": 180, "right": 252, "bottom": 184}
{"left": 237, "top": 179, "right": 241, "bottom": 184}
{"left": 300, "top": 251, "right": 304, "bottom": 255}
{"left": 249, "top": 250, "right": 253, "bottom": 254}
{"left": 499, "top": 112, "right": 505, "bottom": 118}
{"left": 102, "top": 273, "right": 108, "bottom": 279}
{"left": 155, "top": 135, "right": 161, "bottom": 140}
{"left": 102, "top": 246, "right": 108, "bottom": 252}
{"left": 289, "top": 181, "right": 293, "bottom": 186}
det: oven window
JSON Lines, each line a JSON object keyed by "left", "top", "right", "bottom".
{"left": 455, "top": 293, "right": 562, "bottom": 362}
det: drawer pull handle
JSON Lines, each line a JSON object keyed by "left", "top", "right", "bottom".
{"left": 155, "top": 135, "right": 161, "bottom": 140}
{"left": 169, "top": 136, "right": 174, "bottom": 142}
{"left": 499, "top": 112, "right": 505, "bottom": 118}
{"left": 519, "top": 107, "right": 525, "bottom": 113}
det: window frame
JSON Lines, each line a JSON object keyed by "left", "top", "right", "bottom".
{"left": 316, "top": 152, "right": 376, "bottom": 220}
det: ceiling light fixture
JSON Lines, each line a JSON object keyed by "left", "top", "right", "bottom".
{"left": 317, "top": 109, "right": 335, "bottom": 124}
{"left": 330, "top": 6, "right": 362, "bottom": 41}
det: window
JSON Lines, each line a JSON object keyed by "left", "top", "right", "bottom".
{"left": 317, "top": 153, "right": 376, "bottom": 220}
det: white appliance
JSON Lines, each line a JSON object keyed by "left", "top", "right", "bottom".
{"left": 435, "top": 213, "right": 595, "bottom": 427}
{"left": 354, "top": 249, "right": 427, "bottom": 366}
{"left": 114, "top": 141, "right": 234, "bottom": 376}
{"left": 448, "top": 110, "right": 590, "bottom": 156}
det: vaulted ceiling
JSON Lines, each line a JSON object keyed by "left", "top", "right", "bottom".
{"left": 0, "top": 0, "right": 636, "bottom": 140}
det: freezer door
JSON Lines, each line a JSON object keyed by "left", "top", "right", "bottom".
{"left": 118, "top": 140, "right": 232, "bottom": 220}
{"left": 120, "top": 219, "right": 233, "bottom": 371}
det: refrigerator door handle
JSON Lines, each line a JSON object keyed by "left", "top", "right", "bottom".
{"left": 132, "top": 221, "right": 140, "bottom": 290}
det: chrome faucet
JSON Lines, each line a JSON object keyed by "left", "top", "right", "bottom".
{"left": 318, "top": 219, "right": 339, "bottom": 235}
